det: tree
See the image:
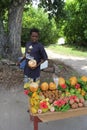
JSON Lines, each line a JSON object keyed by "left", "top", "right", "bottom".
{"left": 39, "top": 0, "right": 65, "bottom": 22}
{"left": 0, "top": 0, "right": 65, "bottom": 61}
{"left": 0, "top": 0, "right": 27, "bottom": 60}
{"left": 8, "top": 0, "right": 27, "bottom": 60}
{"left": 0, "top": 0, "right": 10, "bottom": 57}
{"left": 22, "top": 6, "right": 58, "bottom": 46}
{"left": 63, "top": 0, "right": 87, "bottom": 46}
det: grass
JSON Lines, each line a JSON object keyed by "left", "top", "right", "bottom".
{"left": 21, "top": 47, "right": 25, "bottom": 54}
{"left": 46, "top": 44, "right": 87, "bottom": 57}
{"left": 21, "top": 44, "right": 87, "bottom": 57}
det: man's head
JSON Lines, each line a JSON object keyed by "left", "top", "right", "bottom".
{"left": 30, "top": 28, "right": 39, "bottom": 43}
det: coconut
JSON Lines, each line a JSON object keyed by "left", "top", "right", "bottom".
{"left": 29, "top": 82, "right": 38, "bottom": 92}
{"left": 28, "top": 59, "right": 37, "bottom": 68}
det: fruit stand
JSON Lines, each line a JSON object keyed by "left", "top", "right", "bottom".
{"left": 24, "top": 75, "right": 87, "bottom": 130}
{"left": 29, "top": 106, "right": 87, "bottom": 130}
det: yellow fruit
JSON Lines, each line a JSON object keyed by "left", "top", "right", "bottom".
{"left": 31, "top": 107, "right": 37, "bottom": 114}
{"left": 40, "top": 82, "right": 49, "bottom": 91}
{"left": 69, "top": 76, "right": 77, "bottom": 86}
{"left": 30, "top": 98, "right": 35, "bottom": 106}
{"left": 30, "top": 99, "right": 38, "bottom": 105}
{"left": 49, "top": 82, "right": 56, "bottom": 90}
{"left": 78, "top": 88, "right": 81, "bottom": 92}
{"left": 35, "top": 95, "right": 39, "bottom": 100}
{"left": 58, "top": 77, "right": 65, "bottom": 85}
{"left": 32, "top": 92, "right": 37, "bottom": 98}
{"left": 32, "top": 92, "right": 39, "bottom": 100}
{"left": 65, "top": 92, "right": 71, "bottom": 96}
{"left": 69, "top": 76, "right": 77, "bottom": 81}
{"left": 81, "top": 76, "right": 87, "bottom": 82}
{"left": 70, "top": 80, "right": 77, "bottom": 86}
{"left": 24, "top": 82, "right": 30, "bottom": 89}
{"left": 81, "top": 89, "right": 86, "bottom": 96}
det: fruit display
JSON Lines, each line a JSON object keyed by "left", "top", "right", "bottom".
{"left": 29, "top": 82, "right": 39, "bottom": 92}
{"left": 24, "top": 75, "right": 87, "bottom": 114}
{"left": 40, "top": 82, "right": 49, "bottom": 91}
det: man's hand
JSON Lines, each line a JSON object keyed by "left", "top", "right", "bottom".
{"left": 16, "top": 61, "right": 20, "bottom": 66}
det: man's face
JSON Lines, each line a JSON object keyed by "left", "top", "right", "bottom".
{"left": 31, "top": 32, "right": 39, "bottom": 43}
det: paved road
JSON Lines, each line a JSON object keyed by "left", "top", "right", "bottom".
{"left": 0, "top": 50, "right": 87, "bottom": 130}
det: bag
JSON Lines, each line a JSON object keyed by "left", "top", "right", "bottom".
{"left": 20, "top": 60, "right": 26, "bottom": 69}
{"left": 40, "top": 60, "right": 48, "bottom": 70}
{"left": 18, "top": 57, "right": 26, "bottom": 69}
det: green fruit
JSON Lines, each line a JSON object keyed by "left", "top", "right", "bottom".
{"left": 84, "top": 94, "right": 87, "bottom": 100}
{"left": 42, "top": 108, "right": 48, "bottom": 113}
{"left": 70, "top": 88, "right": 75, "bottom": 94}
{"left": 75, "top": 90, "right": 80, "bottom": 94}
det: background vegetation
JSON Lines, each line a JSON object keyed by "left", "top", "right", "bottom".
{"left": 0, "top": 0, "right": 87, "bottom": 60}
{"left": 21, "top": 5, "right": 58, "bottom": 46}
{"left": 63, "top": 0, "right": 87, "bottom": 47}
{"left": 21, "top": 0, "right": 87, "bottom": 48}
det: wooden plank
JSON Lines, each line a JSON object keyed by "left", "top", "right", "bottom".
{"left": 30, "top": 107, "right": 87, "bottom": 122}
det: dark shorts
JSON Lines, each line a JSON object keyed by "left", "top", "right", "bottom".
{"left": 24, "top": 75, "right": 40, "bottom": 83}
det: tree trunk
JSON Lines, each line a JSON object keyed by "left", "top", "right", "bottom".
{"left": 0, "top": 17, "right": 7, "bottom": 57}
{"left": 8, "top": 0, "right": 26, "bottom": 61}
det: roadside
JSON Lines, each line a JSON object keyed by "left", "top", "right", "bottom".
{"left": 46, "top": 49, "right": 87, "bottom": 76}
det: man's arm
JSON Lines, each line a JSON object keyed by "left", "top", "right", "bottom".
{"left": 16, "top": 55, "right": 26, "bottom": 66}
{"left": 37, "top": 59, "right": 45, "bottom": 67}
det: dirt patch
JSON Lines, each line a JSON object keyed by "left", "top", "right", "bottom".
{"left": 40, "top": 59, "right": 79, "bottom": 83}
{"left": 0, "top": 63, "right": 24, "bottom": 90}
{"left": 0, "top": 59, "right": 79, "bottom": 90}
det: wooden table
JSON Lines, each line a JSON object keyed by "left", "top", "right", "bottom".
{"left": 29, "top": 107, "right": 87, "bottom": 130}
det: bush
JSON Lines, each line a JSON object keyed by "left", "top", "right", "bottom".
{"left": 21, "top": 5, "right": 58, "bottom": 46}
{"left": 63, "top": 0, "right": 87, "bottom": 47}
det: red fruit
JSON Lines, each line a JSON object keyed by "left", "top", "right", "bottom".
{"left": 61, "top": 84, "right": 67, "bottom": 89}
{"left": 79, "top": 98, "right": 85, "bottom": 103}
{"left": 74, "top": 97, "right": 79, "bottom": 103}
{"left": 69, "top": 99, "right": 74, "bottom": 105}
{"left": 75, "top": 84, "right": 80, "bottom": 89}
{"left": 78, "top": 103, "right": 84, "bottom": 107}
{"left": 64, "top": 97, "right": 69, "bottom": 103}
{"left": 71, "top": 103, "right": 78, "bottom": 109}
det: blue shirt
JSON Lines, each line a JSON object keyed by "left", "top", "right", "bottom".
{"left": 24, "top": 42, "right": 48, "bottom": 79}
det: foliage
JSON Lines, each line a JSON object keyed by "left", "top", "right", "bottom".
{"left": 22, "top": 5, "right": 58, "bottom": 46}
{"left": 0, "top": 0, "right": 11, "bottom": 11}
{"left": 39, "top": 0, "right": 65, "bottom": 21}
{"left": 63, "top": 0, "right": 87, "bottom": 47}
{"left": 37, "top": 0, "right": 66, "bottom": 39}
{"left": 0, "top": 0, "right": 12, "bottom": 20}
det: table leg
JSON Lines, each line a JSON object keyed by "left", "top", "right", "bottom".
{"left": 34, "top": 116, "right": 39, "bottom": 130}
{"left": 30, "top": 115, "right": 42, "bottom": 130}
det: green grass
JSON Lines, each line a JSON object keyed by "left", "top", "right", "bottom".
{"left": 21, "top": 47, "right": 25, "bottom": 54}
{"left": 21, "top": 44, "right": 87, "bottom": 57}
{"left": 46, "top": 44, "right": 87, "bottom": 57}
